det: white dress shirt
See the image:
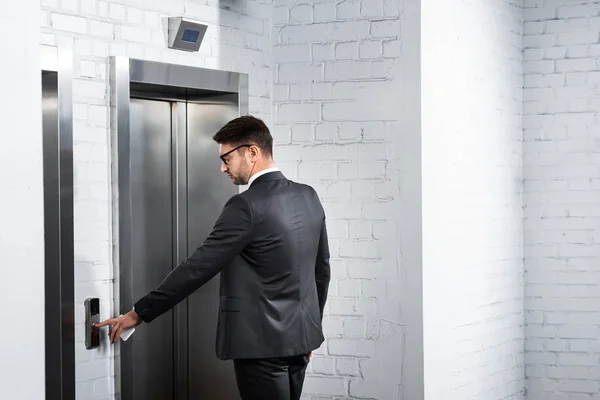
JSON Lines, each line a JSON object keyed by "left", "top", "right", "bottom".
{"left": 248, "top": 167, "right": 280, "bottom": 187}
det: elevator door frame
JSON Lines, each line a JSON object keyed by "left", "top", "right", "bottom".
{"left": 110, "top": 57, "right": 249, "bottom": 399}
{"left": 41, "top": 44, "right": 75, "bottom": 400}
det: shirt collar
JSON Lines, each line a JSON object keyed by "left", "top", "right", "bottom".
{"left": 248, "top": 167, "right": 280, "bottom": 187}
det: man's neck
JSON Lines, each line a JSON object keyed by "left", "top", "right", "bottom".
{"left": 248, "top": 164, "right": 278, "bottom": 186}
{"left": 252, "top": 163, "right": 276, "bottom": 175}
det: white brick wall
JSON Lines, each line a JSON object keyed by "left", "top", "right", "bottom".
{"left": 40, "top": 1, "right": 272, "bottom": 398}
{"left": 523, "top": 1, "right": 600, "bottom": 399}
{"left": 21, "top": 0, "right": 600, "bottom": 397}
{"left": 0, "top": 1, "right": 45, "bottom": 398}
{"left": 273, "top": 0, "right": 411, "bottom": 398}
{"left": 422, "top": 1, "right": 524, "bottom": 399}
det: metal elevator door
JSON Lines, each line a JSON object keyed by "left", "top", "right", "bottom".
{"left": 126, "top": 97, "right": 239, "bottom": 400}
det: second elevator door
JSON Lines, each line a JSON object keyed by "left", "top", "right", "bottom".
{"left": 129, "top": 97, "right": 239, "bottom": 400}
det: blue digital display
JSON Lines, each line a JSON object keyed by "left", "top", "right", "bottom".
{"left": 181, "top": 29, "right": 200, "bottom": 43}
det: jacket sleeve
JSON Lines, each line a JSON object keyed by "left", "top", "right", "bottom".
{"left": 134, "top": 194, "right": 253, "bottom": 323}
{"left": 315, "top": 217, "right": 331, "bottom": 321}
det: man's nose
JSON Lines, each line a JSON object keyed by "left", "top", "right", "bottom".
{"left": 221, "top": 163, "right": 227, "bottom": 173}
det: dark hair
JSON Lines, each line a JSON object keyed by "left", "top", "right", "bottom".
{"left": 212, "top": 115, "right": 273, "bottom": 158}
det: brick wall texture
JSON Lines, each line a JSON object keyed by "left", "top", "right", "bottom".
{"left": 272, "top": 1, "right": 408, "bottom": 398}
{"left": 523, "top": 1, "right": 600, "bottom": 399}
{"left": 12, "top": 0, "right": 599, "bottom": 399}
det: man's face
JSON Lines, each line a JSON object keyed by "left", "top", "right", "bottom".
{"left": 219, "top": 143, "right": 252, "bottom": 185}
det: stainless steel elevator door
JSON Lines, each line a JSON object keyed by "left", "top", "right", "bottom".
{"left": 43, "top": 69, "right": 76, "bottom": 400}
{"left": 186, "top": 101, "right": 239, "bottom": 400}
{"left": 125, "top": 95, "right": 241, "bottom": 400}
{"left": 129, "top": 98, "right": 175, "bottom": 400}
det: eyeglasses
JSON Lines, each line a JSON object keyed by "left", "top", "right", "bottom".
{"left": 219, "top": 144, "right": 252, "bottom": 165}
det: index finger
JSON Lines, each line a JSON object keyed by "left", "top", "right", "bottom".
{"left": 94, "top": 318, "right": 117, "bottom": 328}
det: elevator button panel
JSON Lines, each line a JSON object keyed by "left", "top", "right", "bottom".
{"left": 84, "top": 297, "right": 100, "bottom": 349}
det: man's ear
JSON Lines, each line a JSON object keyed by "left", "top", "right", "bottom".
{"left": 249, "top": 145, "right": 259, "bottom": 160}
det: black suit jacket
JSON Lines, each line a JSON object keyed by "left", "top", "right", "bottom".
{"left": 134, "top": 171, "right": 331, "bottom": 360}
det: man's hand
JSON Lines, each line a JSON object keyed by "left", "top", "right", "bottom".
{"left": 95, "top": 310, "right": 142, "bottom": 344}
{"left": 309, "top": 351, "right": 313, "bottom": 362}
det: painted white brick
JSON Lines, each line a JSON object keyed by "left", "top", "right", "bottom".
{"left": 524, "top": 60, "right": 554, "bottom": 74}
{"left": 337, "top": 0, "right": 360, "bottom": 19}
{"left": 556, "top": 58, "right": 597, "bottom": 72}
{"left": 93, "top": 377, "right": 112, "bottom": 398}
{"left": 78, "top": 360, "right": 110, "bottom": 382}
{"left": 285, "top": 83, "right": 308, "bottom": 100}
{"left": 278, "top": 103, "right": 320, "bottom": 122}
{"left": 298, "top": 161, "right": 337, "bottom": 180}
{"left": 62, "top": 0, "right": 79, "bottom": 12}
{"left": 89, "top": 20, "right": 114, "bottom": 38}
{"left": 557, "top": 4, "right": 600, "bottom": 19}
{"left": 73, "top": 79, "right": 106, "bottom": 100}
{"left": 272, "top": 44, "right": 310, "bottom": 63}
{"left": 313, "top": 2, "right": 336, "bottom": 22}
{"left": 338, "top": 278, "right": 361, "bottom": 297}
{"left": 329, "top": 339, "right": 375, "bottom": 357}
{"left": 383, "top": 0, "right": 401, "bottom": 17}
{"left": 322, "top": 102, "right": 355, "bottom": 121}
{"left": 290, "top": 124, "right": 314, "bottom": 143}
{"left": 326, "top": 181, "right": 351, "bottom": 200}
{"left": 126, "top": 7, "right": 143, "bottom": 24}
{"left": 290, "top": 4, "right": 312, "bottom": 23}
{"left": 326, "top": 21, "right": 370, "bottom": 41}
{"left": 359, "top": 40, "right": 382, "bottom": 59}
{"left": 51, "top": 13, "right": 87, "bottom": 33}
{"left": 301, "top": 145, "right": 348, "bottom": 161}
{"left": 325, "top": 61, "right": 371, "bottom": 80}
{"left": 311, "top": 356, "right": 335, "bottom": 375}
{"left": 524, "top": 5, "right": 600, "bottom": 399}
{"left": 80, "top": 60, "right": 96, "bottom": 78}
{"left": 120, "top": 25, "right": 152, "bottom": 43}
{"left": 303, "top": 376, "right": 346, "bottom": 396}
{"left": 280, "top": 24, "right": 326, "bottom": 43}
{"left": 361, "top": 0, "right": 384, "bottom": 18}
{"left": 336, "top": 357, "right": 360, "bottom": 376}
{"left": 56, "top": 35, "right": 74, "bottom": 49}
{"left": 370, "top": 19, "right": 399, "bottom": 38}
{"left": 523, "top": 6, "right": 556, "bottom": 22}
{"left": 93, "top": 41, "right": 108, "bottom": 57}
{"left": 524, "top": 33, "right": 555, "bottom": 48}
{"left": 358, "top": 162, "right": 386, "bottom": 179}
{"left": 558, "top": 31, "right": 599, "bottom": 45}
{"left": 524, "top": 21, "right": 543, "bottom": 35}
{"left": 109, "top": 3, "right": 125, "bottom": 20}
{"left": 339, "top": 240, "right": 378, "bottom": 259}
{"left": 273, "top": 6, "right": 289, "bottom": 25}
{"left": 383, "top": 39, "right": 401, "bottom": 58}
{"left": 362, "top": 121, "right": 386, "bottom": 140}
{"left": 312, "top": 43, "right": 335, "bottom": 61}
{"left": 278, "top": 63, "right": 322, "bottom": 82}
{"left": 335, "top": 41, "right": 358, "bottom": 60}
{"left": 315, "top": 122, "right": 337, "bottom": 141}
{"left": 567, "top": 45, "right": 589, "bottom": 59}
{"left": 79, "top": 0, "right": 98, "bottom": 15}
{"left": 74, "top": 38, "right": 92, "bottom": 55}
{"left": 525, "top": 48, "right": 543, "bottom": 60}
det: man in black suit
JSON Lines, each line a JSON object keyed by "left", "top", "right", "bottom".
{"left": 96, "top": 115, "right": 331, "bottom": 400}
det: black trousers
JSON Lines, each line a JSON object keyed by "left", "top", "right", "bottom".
{"left": 233, "top": 354, "right": 310, "bottom": 400}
